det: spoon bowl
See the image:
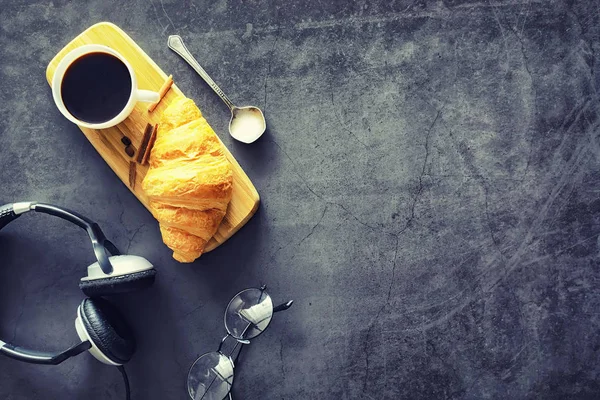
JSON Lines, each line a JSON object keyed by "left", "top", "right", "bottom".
{"left": 229, "top": 106, "right": 266, "bottom": 144}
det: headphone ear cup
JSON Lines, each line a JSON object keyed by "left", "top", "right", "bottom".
{"left": 80, "top": 269, "right": 157, "bottom": 297}
{"left": 80, "top": 255, "right": 157, "bottom": 297}
{"left": 79, "top": 298, "right": 136, "bottom": 365}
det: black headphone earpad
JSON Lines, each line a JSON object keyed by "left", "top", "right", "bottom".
{"left": 80, "top": 269, "right": 157, "bottom": 298}
{"left": 80, "top": 298, "right": 136, "bottom": 365}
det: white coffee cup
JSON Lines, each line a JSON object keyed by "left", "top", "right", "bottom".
{"left": 51, "top": 44, "right": 160, "bottom": 129}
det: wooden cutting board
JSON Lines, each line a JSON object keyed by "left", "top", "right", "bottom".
{"left": 45, "top": 22, "right": 260, "bottom": 253}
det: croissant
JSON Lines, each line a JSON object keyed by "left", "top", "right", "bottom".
{"left": 142, "top": 97, "right": 233, "bottom": 262}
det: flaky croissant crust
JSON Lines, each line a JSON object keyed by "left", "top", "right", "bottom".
{"left": 142, "top": 97, "right": 233, "bottom": 262}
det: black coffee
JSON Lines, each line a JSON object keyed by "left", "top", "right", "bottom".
{"left": 61, "top": 52, "right": 132, "bottom": 123}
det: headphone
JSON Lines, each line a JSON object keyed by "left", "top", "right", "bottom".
{"left": 0, "top": 201, "right": 157, "bottom": 367}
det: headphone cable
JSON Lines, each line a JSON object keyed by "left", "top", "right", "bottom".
{"left": 117, "top": 366, "right": 131, "bottom": 400}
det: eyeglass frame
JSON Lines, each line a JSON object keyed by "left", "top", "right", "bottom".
{"left": 187, "top": 285, "right": 293, "bottom": 400}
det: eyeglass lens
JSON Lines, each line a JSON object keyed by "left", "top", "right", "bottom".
{"left": 224, "top": 288, "right": 274, "bottom": 340}
{"left": 187, "top": 351, "right": 234, "bottom": 400}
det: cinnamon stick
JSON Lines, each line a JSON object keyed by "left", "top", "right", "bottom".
{"left": 128, "top": 161, "right": 136, "bottom": 189}
{"left": 148, "top": 75, "right": 173, "bottom": 112}
{"left": 142, "top": 124, "right": 158, "bottom": 165}
{"left": 136, "top": 123, "right": 154, "bottom": 164}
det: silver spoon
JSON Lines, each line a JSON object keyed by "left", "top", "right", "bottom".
{"left": 167, "top": 35, "right": 266, "bottom": 144}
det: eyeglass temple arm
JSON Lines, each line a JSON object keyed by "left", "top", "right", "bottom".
{"left": 259, "top": 285, "right": 293, "bottom": 313}
{"left": 273, "top": 300, "right": 294, "bottom": 313}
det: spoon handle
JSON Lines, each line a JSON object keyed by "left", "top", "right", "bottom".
{"left": 167, "top": 35, "right": 235, "bottom": 110}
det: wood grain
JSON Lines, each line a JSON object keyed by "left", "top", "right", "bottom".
{"left": 45, "top": 22, "right": 260, "bottom": 252}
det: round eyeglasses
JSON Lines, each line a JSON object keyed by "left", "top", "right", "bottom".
{"left": 187, "top": 285, "right": 293, "bottom": 400}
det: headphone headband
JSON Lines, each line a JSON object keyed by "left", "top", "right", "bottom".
{"left": 0, "top": 202, "right": 120, "bottom": 274}
{"left": 0, "top": 340, "right": 91, "bottom": 365}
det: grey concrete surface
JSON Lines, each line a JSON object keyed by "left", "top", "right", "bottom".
{"left": 1, "top": 0, "right": 600, "bottom": 399}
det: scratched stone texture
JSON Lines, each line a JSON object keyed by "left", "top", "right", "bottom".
{"left": 1, "top": 0, "right": 600, "bottom": 399}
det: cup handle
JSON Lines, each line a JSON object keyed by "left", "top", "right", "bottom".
{"left": 136, "top": 89, "right": 160, "bottom": 103}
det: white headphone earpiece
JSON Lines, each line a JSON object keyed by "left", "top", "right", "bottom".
{"left": 75, "top": 307, "right": 120, "bottom": 366}
{"left": 83, "top": 255, "right": 154, "bottom": 280}
{"left": 79, "top": 255, "right": 156, "bottom": 297}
